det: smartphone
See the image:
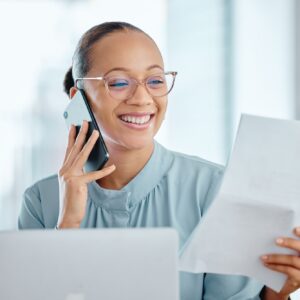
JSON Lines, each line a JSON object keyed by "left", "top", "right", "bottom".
{"left": 63, "top": 89, "right": 109, "bottom": 172}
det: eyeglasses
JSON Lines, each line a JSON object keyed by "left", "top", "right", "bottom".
{"left": 75, "top": 71, "right": 177, "bottom": 101}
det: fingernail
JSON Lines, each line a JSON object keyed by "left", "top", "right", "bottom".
{"left": 295, "top": 227, "right": 300, "bottom": 234}
{"left": 276, "top": 238, "right": 284, "bottom": 245}
{"left": 261, "top": 255, "right": 268, "bottom": 261}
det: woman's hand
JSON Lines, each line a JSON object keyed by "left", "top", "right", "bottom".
{"left": 57, "top": 120, "right": 115, "bottom": 229}
{"left": 261, "top": 227, "right": 300, "bottom": 299}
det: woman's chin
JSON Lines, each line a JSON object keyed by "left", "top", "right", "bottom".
{"left": 105, "top": 135, "right": 154, "bottom": 153}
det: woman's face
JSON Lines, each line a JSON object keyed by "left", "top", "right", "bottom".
{"left": 79, "top": 30, "right": 167, "bottom": 152}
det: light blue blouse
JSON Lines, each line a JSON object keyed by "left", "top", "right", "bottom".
{"left": 18, "top": 141, "right": 263, "bottom": 299}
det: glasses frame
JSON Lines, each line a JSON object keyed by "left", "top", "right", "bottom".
{"left": 75, "top": 71, "right": 178, "bottom": 100}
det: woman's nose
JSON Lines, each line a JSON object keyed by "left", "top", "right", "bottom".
{"left": 125, "top": 84, "right": 153, "bottom": 106}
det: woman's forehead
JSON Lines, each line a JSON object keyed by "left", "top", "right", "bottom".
{"left": 89, "top": 31, "right": 164, "bottom": 74}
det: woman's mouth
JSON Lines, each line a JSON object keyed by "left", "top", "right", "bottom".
{"left": 118, "top": 113, "right": 154, "bottom": 129}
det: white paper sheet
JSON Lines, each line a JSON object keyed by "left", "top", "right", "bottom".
{"left": 179, "top": 114, "right": 300, "bottom": 292}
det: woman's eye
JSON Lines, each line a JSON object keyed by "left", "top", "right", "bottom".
{"left": 108, "top": 79, "right": 129, "bottom": 88}
{"left": 147, "top": 77, "right": 164, "bottom": 87}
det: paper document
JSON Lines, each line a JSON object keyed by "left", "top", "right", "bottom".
{"left": 179, "top": 114, "right": 300, "bottom": 292}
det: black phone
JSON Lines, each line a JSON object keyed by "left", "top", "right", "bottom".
{"left": 63, "top": 89, "right": 109, "bottom": 172}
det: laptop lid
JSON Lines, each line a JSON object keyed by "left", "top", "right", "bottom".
{"left": 0, "top": 228, "right": 179, "bottom": 300}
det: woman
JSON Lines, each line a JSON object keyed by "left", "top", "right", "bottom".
{"left": 19, "top": 22, "right": 300, "bottom": 299}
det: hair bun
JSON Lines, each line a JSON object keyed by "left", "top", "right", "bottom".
{"left": 63, "top": 66, "right": 74, "bottom": 95}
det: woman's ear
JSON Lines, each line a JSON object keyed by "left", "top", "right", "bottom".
{"left": 69, "top": 87, "right": 78, "bottom": 99}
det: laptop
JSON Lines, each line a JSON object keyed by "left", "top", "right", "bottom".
{"left": 0, "top": 228, "right": 179, "bottom": 300}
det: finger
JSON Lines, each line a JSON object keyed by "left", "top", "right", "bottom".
{"left": 72, "top": 130, "right": 99, "bottom": 169}
{"left": 263, "top": 263, "right": 300, "bottom": 283}
{"left": 275, "top": 237, "right": 300, "bottom": 252}
{"left": 294, "top": 227, "right": 300, "bottom": 238}
{"left": 81, "top": 164, "right": 116, "bottom": 184}
{"left": 63, "top": 125, "right": 76, "bottom": 164}
{"left": 261, "top": 254, "right": 300, "bottom": 269}
{"left": 64, "top": 120, "right": 89, "bottom": 168}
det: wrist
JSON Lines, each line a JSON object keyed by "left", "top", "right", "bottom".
{"left": 57, "top": 219, "right": 81, "bottom": 229}
{"left": 262, "top": 287, "right": 290, "bottom": 300}
{"left": 277, "top": 294, "right": 290, "bottom": 300}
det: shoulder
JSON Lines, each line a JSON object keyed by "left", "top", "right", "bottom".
{"left": 25, "top": 174, "right": 59, "bottom": 198}
{"left": 158, "top": 143, "right": 225, "bottom": 210}
{"left": 159, "top": 143, "right": 224, "bottom": 180}
{"left": 21, "top": 174, "right": 59, "bottom": 228}
{"left": 171, "top": 148, "right": 223, "bottom": 170}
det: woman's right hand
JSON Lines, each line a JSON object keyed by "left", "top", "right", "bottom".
{"left": 57, "top": 120, "right": 115, "bottom": 229}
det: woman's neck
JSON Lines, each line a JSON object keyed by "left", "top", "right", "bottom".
{"left": 97, "top": 141, "right": 154, "bottom": 190}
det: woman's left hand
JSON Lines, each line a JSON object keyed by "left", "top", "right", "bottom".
{"left": 261, "top": 227, "right": 300, "bottom": 298}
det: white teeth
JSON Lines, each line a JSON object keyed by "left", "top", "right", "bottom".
{"left": 121, "top": 115, "right": 151, "bottom": 125}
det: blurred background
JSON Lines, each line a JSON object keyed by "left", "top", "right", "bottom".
{"left": 1, "top": 0, "right": 299, "bottom": 297}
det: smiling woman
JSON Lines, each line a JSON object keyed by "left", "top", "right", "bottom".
{"left": 18, "top": 21, "right": 300, "bottom": 300}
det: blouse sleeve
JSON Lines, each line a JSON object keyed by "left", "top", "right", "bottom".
{"left": 203, "top": 273, "right": 263, "bottom": 299}
{"left": 18, "top": 185, "right": 45, "bottom": 229}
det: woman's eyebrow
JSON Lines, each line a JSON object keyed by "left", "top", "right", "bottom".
{"left": 147, "top": 64, "right": 164, "bottom": 71}
{"left": 104, "top": 67, "right": 129, "bottom": 75}
{"left": 104, "top": 65, "right": 164, "bottom": 76}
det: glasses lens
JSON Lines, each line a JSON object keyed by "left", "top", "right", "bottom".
{"left": 106, "top": 77, "right": 133, "bottom": 100}
{"left": 146, "top": 73, "right": 175, "bottom": 97}
{"left": 105, "top": 73, "right": 176, "bottom": 100}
